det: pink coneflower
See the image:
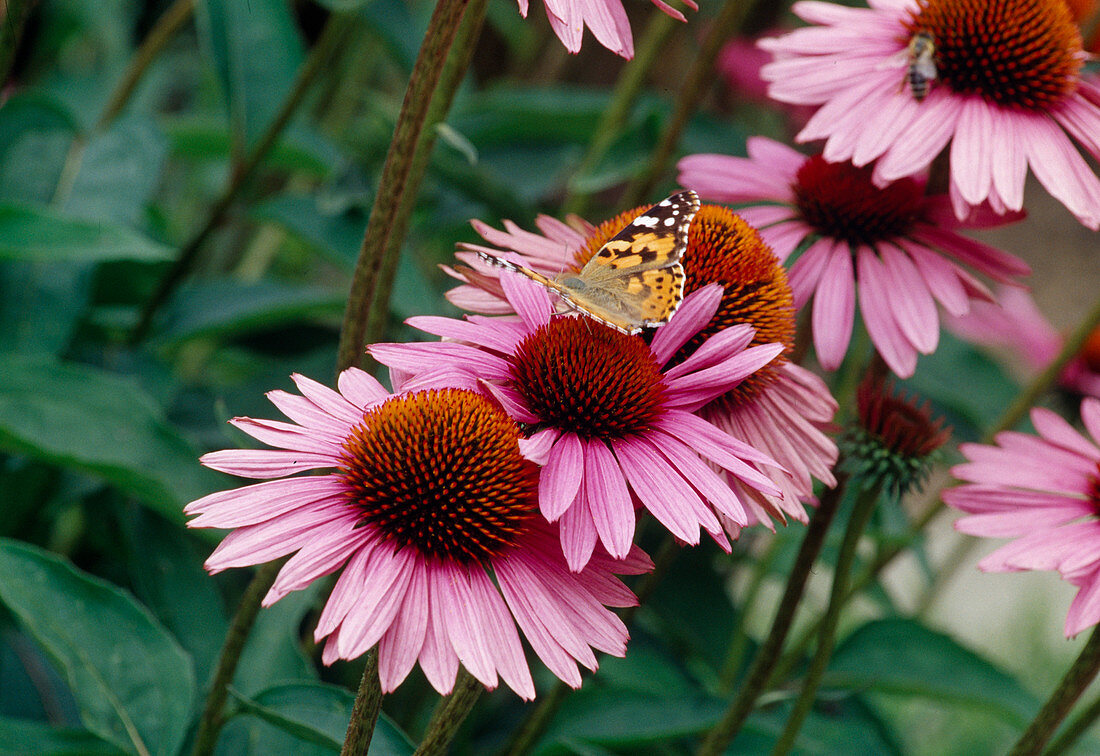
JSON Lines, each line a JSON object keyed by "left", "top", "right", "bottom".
{"left": 678, "top": 137, "right": 1030, "bottom": 377}
{"left": 372, "top": 280, "right": 787, "bottom": 568}
{"left": 759, "top": 0, "right": 1100, "bottom": 229}
{"left": 529, "top": 0, "right": 697, "bottom": 59}
{"left": 184, "top": 371, "right": 651, "bottom": 699}
{"left": 445, "top": 203, "right": 839, "bottom": 533}
{"left": 947, "top": 286, "right": 1100, "bottom": 399}
{"left": 946, "top": 398, "right": 1100, "bottom": 636}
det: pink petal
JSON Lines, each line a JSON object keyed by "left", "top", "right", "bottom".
{"left": 540, "top": 433, "right": 585, "bottom": 521}
{"left": 584, "top": 438, "right": 635, "bottom": 559}
{"left": 811, "top": 241, "right": 856, "bottom": 370}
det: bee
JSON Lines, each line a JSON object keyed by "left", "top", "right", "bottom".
{"left": 906, "top": 31, "right": 938, "bottom": 102}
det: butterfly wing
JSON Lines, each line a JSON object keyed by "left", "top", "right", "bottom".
{"left": 557, "top": 190, "right": 699, "bottom": 332}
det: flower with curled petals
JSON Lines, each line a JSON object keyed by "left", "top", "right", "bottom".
{"left": 678, "top": 137, "right": 1030, "bottom": 377}
{"left": 530, "top": 0, "right": 697, "bottom": 59}
{"left": 371, "top": 279, "right": 786, "bottom": 569}
{"left": 946, "top": 397, "right": 1100, "bottom": 637}
{"left": 759, "top": 0, "right": 1100, "bottom": 229}
{"left": 185, "top": 371, "right": 651, "bottom": 700}
{"left": 446, "top": 201, "right": 839, "bottom": 534}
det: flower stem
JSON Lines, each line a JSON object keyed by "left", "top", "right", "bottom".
{"left": 561, "top": 8, "right": 681, "bottom": 217}
{"left": 0, "top": 0, "right": 39, "bottom": 88}
{"left": 335, "top": 0, "right": 472, "bottom": 372}
{"left": 769, "top": 481, "right": 882, "bottom": 756}
{"left": 696, "top": 476, "right": 847, "bottom": 756}
{"left": 190, "top": 561, "right": 280, "bottom": 756}
{"left": 130, "top": 14, "right": 352, "bottom": 344}
{"left": 362, "top": 0, "right": 488, "bottom": 348}
{"left": 413, "top": 668, "right": 484, "bottom": 756}
{"left": 98, "top": 0, "right": 196, "bottom": 129}
{"left": 1008, "top": 626, "right": 1100, "bottom": 756}
{"left": 619, "top": 0, "right": 761, "bottom": 210}
{"left": 1043, "top": 681, "right": 1100, "bottom": 756}
{"left": 341, "top": 650, "right": 383, "bottom": 756}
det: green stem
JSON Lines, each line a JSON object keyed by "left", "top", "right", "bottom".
{"left": 340, "top": 650, "right": 383, "bottom": 756}
{"left": 130, "top": 15, "right": 352, "bottom": 344}
{"left": 769, "top": 481, "right": 882, "bottom": 756}
{"left": 619, "top": 0, "right": 761, "bottom": 210}
{"left": 1043, "top": 680, "right": 1100, "bottom": 756}
{"left": 335, "top": 0, "right": 472, "bottom": 372}
{"left": 696, "top": 477, "right": 847, "bottom": 756}
{"left": 413, "top": 668, "right": 484, "bottom": 756}
{"left": 98, "top": 0, "right": 196, "bottom": 129}
{"left": 190, "top": 561, "right": 280, "bottom": 756}
{"left": 0, "top": 0, "right": 39, "bottom": 88}
{"left": 561, "top": 8, "right": 681, "bottom": 216}
{"left": 1008, "top": 626, "right": 1100, "bottom": 756}
{"left": 717, "top": 535, "right": 783, "bottom": 692}
{"left": 362, "top": 0, "right": 488, "bottom": 348}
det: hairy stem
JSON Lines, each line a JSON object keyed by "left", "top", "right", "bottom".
{"left": 335, "top": 0, "right": 472, "bottom": 371}
{"left": 340, "top": 651, "right": 383, "bottom": 756}
{"left": 413, "top": 668, "right": 484, "bottom": 756}
{"left": 362, "top": 0, "right": 488, "bottom": 348}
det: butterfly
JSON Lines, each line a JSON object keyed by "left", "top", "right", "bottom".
{"left": 465, "top": 190, "right": 700, "bottom": 335}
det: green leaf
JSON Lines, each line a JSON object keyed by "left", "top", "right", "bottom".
{"left": 218, "top": 684, "right": 413, "bottom": 756}
{"left": 61, "top": 115, "right": 168, "bottom": 226}
{"left": 162, "top": 117, "right": 334, "bottom": 177}
{"left": 234, "top": 584, "right": 321, "bottom": 697}
{"left": 158, "top": 279, "right": 345, "bottom": 344}
{"left": 829, "top": 618, "right": 1038, "bottom": 726}
{"left": 118, "top": 510, "right": 228, "bottom": 690}
{"left": 195, "top": 0, "right": 305, "bottom": 151}
{"left": 734, "top": 697, "right": 903, "bottom": 755}
{"left": 0, "top": 354, "right": 224, "bottom": 521}
{"left": 0, "top": 262, "right": 92, "bottom": 355}
{"left": 250, "top": 194, "right": 365, "bottom": 268}
{"left": 0, "top": 540, "right": 195, "bottom": 756}
{"left": 0, "top": 718, "right": 124, "bottom": 756}
{"left": 645, "top": 542, "right": 737, "bottom": 675}
{"left": 0, "top": 203, "right": 172, "bottom": 262}
{"left": 0, "top": 93, "right": 76, "bottom": 205}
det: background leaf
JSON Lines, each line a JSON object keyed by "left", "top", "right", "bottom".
{"left": 0, "top": 540, "right": 194, "bottom": 756}
{"left": 0, "top": 354, "right": 223, "bottom": 520}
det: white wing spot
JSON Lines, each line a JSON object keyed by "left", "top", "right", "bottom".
{"left": 633, "top": 215, "right": 659, "bottom": 228}
{"left": 658, "top": 198, "right": 672, "bottom": 206}
{"left": 664, "top": 216, "right": 677, "bottom": 226}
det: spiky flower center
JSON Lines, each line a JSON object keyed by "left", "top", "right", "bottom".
{"left": 508, "top": 318, "right": 667, "bottom": 440}
{"left": 793, "top": 156, "right": 924, "bottom": 247}
{"left": 907, "top": 0, "right": 1083, "bottom": 110}
{"left": 844, "top": 378, "right": 951, "bottom": 496}
{"left": 339, "top": 388, "right": 539, "bottom": 565}
{"left": 675, "top": 205, "right": 796, "bottom": 403}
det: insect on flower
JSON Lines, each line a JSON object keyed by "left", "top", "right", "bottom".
{"left": 906, "top": 31, "right": 938, "bottom": 101}
{"left": 466, "top": 190, "right": 700, "bottom": 335}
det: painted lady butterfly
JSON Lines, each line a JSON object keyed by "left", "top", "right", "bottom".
{"left": 466, "top": 190, "right": 700, "bottom": 335}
